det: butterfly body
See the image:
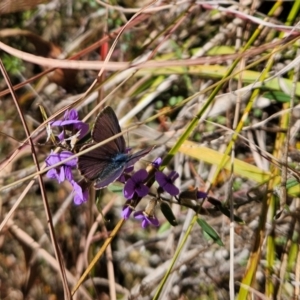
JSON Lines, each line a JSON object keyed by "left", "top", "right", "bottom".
{"left": 78, "top": 106, "right": 152, "bottom": 189}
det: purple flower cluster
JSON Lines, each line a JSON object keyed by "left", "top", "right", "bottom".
{"left": 121, "top": 158, "right": 183, "bottom": 228}
{"left": 45, "top": 108, "right": 208, "bottom": 228}
{"left": 45, "top": 109, "right": 89, "bottom": 205}
{"left": 121, "top": 168, "right": 157, "bottom": 228}
{"left": 51, "top": 109, "right": 89, "bottom": 145}
{"left": 120, "top": 156, "right": 209, "bottom": 228}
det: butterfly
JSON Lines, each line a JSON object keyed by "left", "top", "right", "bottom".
{"left": 78, "top": 106, "right": 153, "bottom": 189}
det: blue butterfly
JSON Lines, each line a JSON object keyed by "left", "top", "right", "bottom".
{"left": 78, "top": 106, "right": 152, "bottom": 189}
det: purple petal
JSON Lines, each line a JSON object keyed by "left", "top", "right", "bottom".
{"left": 71, "top": 180, "right": 82, "bottom": 195}
{"left": 46, "top": 165, "right": 73, "bottom": 184}
{"left": 155, "top": 171, "right": 179, "bottom": 196}
{"left": 50, "top": 109, "right": 89, "bottom": 141}
{"left": 45, "top": 151, "right": 77, "bottom": 167}
{"left": 168, "top": 171, "right": 179, "bottom": 182}
{"left": 64, "top": 166, "right": 74, "bottom": 182}
{"left": 51, "top": 119, "right": 81, "bottom": 127}
{"left": 163, "top": 183, "right": 179, "bottom": 196}
{"left": 132, "top": 169, "right": 148, "bottom": 183}
{"left": 51, "top": 118, "right": 89, "bottom": 140}
{"left": 74, "top": 189, "right": 89, "bottom": 205}
{"left": 50, "top": 120, "right": 70, "bottom": 127}
{"left": 140, "top": 216, "right": 159, "bottom": 227}
{"left": 123, "top": 169, "right": 149, "bottom": 199}
{"left": 122, "top": 205, "right": 133, "bottom": 219}
{"left": 72, "top": 180, "right": 89, "bottom": 205}
{"left": 152, "top": 157, "right": 162, "bottom": 168}
{"left": 123, "top": 179, "right": 136, "bottom": 199}
{"left": 147, "top": 216, "right": 159, "bottom": 226}
{"left": 133, "top": 211, "right": 158, "bottom": 228}
{"left": 155, "top": 171, "right": 167, "bottom": 186}
{"left": 140, "top": 216, "right": 159, "bottom": 228}
{"left": 58, "top": 167, "right": 66, "bottom": 183}
{"left": 58, "top": 131, "right": 65, "bottom": 142}
{"left": 51, "top": 109, "right": 78, "bottom": 127}
{"left": 141, "top": 219, "right": 149, "bottom": 228}
{"left": 197, "top": 191, "right": 207, "bottom": 199}
{"left": 73, "top": 122, "right": 89, "bottom": 139}
{"left": 45, "top": 151, "right": 57, "bottom": 166}
{"left": 133, "top": 211, "right": 144, "bottom": 220}
{"left": 67, "top": 109, "right": 79, "bottom": 120}
{"left": 46, "top": 169, "right": 59, "bottom": 180}
{"left": 135, "top": 185, "right": 149, "bottom": 197}
{"left": 60, "top": 151, "right": 78, "bottom": 166}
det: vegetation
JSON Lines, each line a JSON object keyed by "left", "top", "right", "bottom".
{"left": 1, "top": 1, "right": 300, "bottom": 299}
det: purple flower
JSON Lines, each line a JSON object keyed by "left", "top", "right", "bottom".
{"left": 122, "top": 202, "right": 134, "bottom": 219}
{"left": 45, "top": 150, "right": 88, "bottom": 205}
{"left": 155, "top": 171, "right": 179, "bottom": 196}
{"left": 72, "top": 180, "right": 89, "bottom": 205}
{"left": 123, "top": 169, "right": 149, "bottom": 199}
{"left": 134, "top": 211, "right": 159, "bottom": 228}
{"left": 51, "top": 109, "right": 89, "bottom": 141}
{"left": 152, "top": 157, "right": 162, "bottom": 168}
{"left": 45, "top": 150, "right": 77, "bottom": 167}
{"left": 45, "top": 151, "right": 77, "bottom": 183}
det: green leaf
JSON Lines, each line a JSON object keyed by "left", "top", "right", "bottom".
{"left": 197, "top": 218, "right": 224, "bottom": 246}
{"left": 286, "top": 178, "right": 299, "bottom": 190}
{"left": 107, "top": 183, "right": 123, "bottom": 194}
{"left": 157, "top": 221, "right": 171, "bottom": 234}
{"left": 160, "top": 202, "right": 178, "bottom": 226}
{"left": 263, "top": 91, "right": 291, "bottom": 103}
{"left": 2, "top": 54, "right": 25, "bottom": 75}
{"left": 285, "top": 178, "right": 300, "bottom": 197}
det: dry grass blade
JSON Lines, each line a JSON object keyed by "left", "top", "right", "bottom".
{"left": 0, "top": 0, "right": 49, "bottom": 14}
{"left": 0, "top": 60, "right": 72, "bottom": 298}
{"left": 2, "top": 1, "right": 300, "bottom": 299}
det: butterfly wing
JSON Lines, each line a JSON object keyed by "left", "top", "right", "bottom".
{"left": 92, "top": 106, "right": 126, "bottom": 153}
{"left": 78, "top": 106, "right": 127, "bottom": 187}
{"left": 78, "top": 106, "right": 153, "bottom": 189}
{"left": 92, "top": 146, "right": 153, "bottom": 189}
{"left": 94, "top": 162, "right": 125, "bottom": 189}
{"left": 125, "top": 146, "right": 154, "bottom": 168}
{"left": 78, "top": 143, "right": 111, "bottom": 181}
